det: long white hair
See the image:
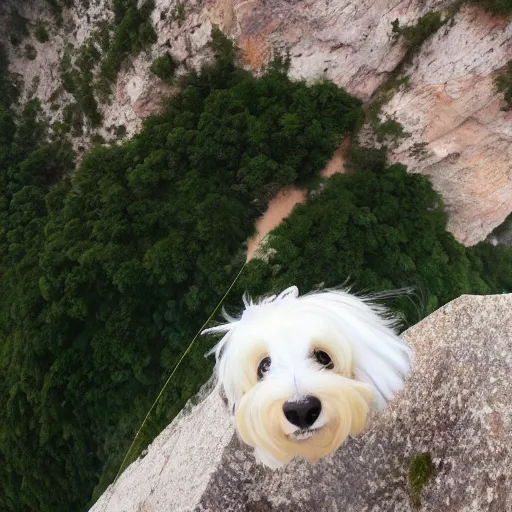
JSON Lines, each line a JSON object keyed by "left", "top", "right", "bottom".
{"left": 203, "top": 286, "right": 412, "bottom": 467}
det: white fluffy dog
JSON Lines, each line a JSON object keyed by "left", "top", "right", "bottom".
{"left": 203, "top": 286, "right": 412, "bottom": 469}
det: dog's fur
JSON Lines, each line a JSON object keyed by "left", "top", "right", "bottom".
{"left": 202, "top": 286, "right": 412, "bottom": 469}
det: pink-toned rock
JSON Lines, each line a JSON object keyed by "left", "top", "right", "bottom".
{"left": 90, "top": 294, "right": 512, "bottom": 512}
{"left": 227, "top": 0, "right": 441, "bottom": 98}
{"left": 122, "top": 74, "right": 171, "bottom": 118}
{"left": 384, "top": 6, "right": 512, "bottom": 245}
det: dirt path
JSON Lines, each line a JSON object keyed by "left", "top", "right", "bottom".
{"left": 246, "top": 187, "right": 307, "bottom": 261}
{"left": 246, "top": 139, "right": 349, "bottom": 261}
{"left": 320, "top": 138, "right": 349, "bottom": 178}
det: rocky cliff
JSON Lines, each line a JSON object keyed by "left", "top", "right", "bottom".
{"left": 384, "top": 7, "right": 512, "bottom": 246}
{"left": 90, "top": 293, "right": 512, "bottom": 512}
{"left": 0, "top": 0, "right": 510, "bottom": 242}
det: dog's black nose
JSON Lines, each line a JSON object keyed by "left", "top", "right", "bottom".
{"left": 283, "top": 396, "right": 322, "bottom": 428}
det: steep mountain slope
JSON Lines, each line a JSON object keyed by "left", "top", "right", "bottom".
{"left": 1, "top": 0, "right": 510, "bottom": 243}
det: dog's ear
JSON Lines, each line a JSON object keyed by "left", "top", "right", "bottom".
{"left": 300, "top": 289, "right": 412, "bottom": 409}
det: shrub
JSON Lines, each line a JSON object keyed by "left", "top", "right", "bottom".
{"left": 470, "top": 0, "right": 512, "bottom": 14}
{"left": 373, "top": 118, "right": 409, "bottom": 144}
{"left": 115, "top": 124, "right": 127, "bottom": 138}
{"left": 345, "top": 142, "right": 388, "bottom": 173}
{"left": 58, "top": 40, "right": 102, "bottom": 129}
{"left": 9, "top": 9, "right": 29, "bottom": 46}
{"left": 391, "top": 12, "right": 443, "bottom": 50}
{"left": 91, "top": 133, "right": 106, "bottom": 146}
{"left": 364, "top": 75, "right": 411, "bottom": 148}
{"left": 150, "top": 54, "right": 177, "bottom": 83}
{"left": 495, "top": 61, "right": 512, "bottom": 109}
{"left": 24, "top": 44, "right": 37, "bottom": 60}
{"left": 46, "top": 0, "right": 65, "bottom": 25}
{"left": 35, "top": 22, "right": 50, "bottom": 43}
{"left": 63, "top": 102, "right": 84, "bottom": 136}
{"left": 174, "top": 2, "right": 185, "bottom": 26}
{"left": 49, "top": 86, "right": 63, "bottom": 103}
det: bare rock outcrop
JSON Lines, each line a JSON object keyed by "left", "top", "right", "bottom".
{"left": 224, "top": 0, "right": 442, "bottom": 97}
{"left": 0, "top": 0, "right": 218, "bottom": 144}
{"left": 0, "top": 0, "right": 112, "bottom": 129}
{"left": 90, "top": 293, "right": 512, "bottom": 512}
{"left": 384, "top": 6, "right": 512, "bottom": 245}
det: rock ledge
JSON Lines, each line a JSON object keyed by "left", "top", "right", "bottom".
{"left": 91, "top": 294, "right": 512, "bottom": 512}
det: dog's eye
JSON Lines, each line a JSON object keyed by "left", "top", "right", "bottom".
{"left": 314, "top": 349, "right": 334, "bottom": 369}
{"left": 257, "top": 356, "right": 271, "bottom": 380}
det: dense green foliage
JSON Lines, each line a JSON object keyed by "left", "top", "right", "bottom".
{"left": 468, "top": 242, "right": 512, "bottom": 293}
{"left": 496, "top": 60, "right": 512, "bottom": 109}
{"left": 0, "top": 46, "right": 77, "bottom": 512}
{"left": 238, "top": 164, "right": 498, "bottom": 324}
{"left": 150, "top": 53, "right": 177, "bottom": 83}
{"left": 0, "top": 40, "right": 361, "bottom": 512}
{"left": 470, "top": 0, "right": 512, "bottom": 14}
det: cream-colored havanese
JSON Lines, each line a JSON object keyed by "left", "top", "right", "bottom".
{"left": 202, "top": 286, "right": 412, "bottom": 469}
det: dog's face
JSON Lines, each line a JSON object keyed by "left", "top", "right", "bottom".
{"left": 224, "top": 314, "right": 374, "bottom": 467}
{"left": 204, "top": 287, "right": 411, "bottom": 468}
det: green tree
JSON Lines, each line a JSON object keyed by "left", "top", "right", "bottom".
{"left": 150, "top": 54, "right": 177, "bottom": 83}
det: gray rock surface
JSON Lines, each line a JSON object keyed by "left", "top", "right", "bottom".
{"left": 91, "top": 294, "right": 512, "bottom": 512}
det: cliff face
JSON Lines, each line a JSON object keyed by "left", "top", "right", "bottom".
{"left": 0, "top": 0, "right": 218, "bottom": 142}
{"left": 0, "top": 0, "right": 511, "bottom": 243}
{"left": 222, "top": 0, "right": 439, "bottom": 97}
{"left": 90, "top": 294, "right": 512, "bottom": 512}
{"left": 384, "top": 7, "right": 512, "bottom": 245}
{"left": 0, "top": 0, "right": 115, "bottom": 141}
